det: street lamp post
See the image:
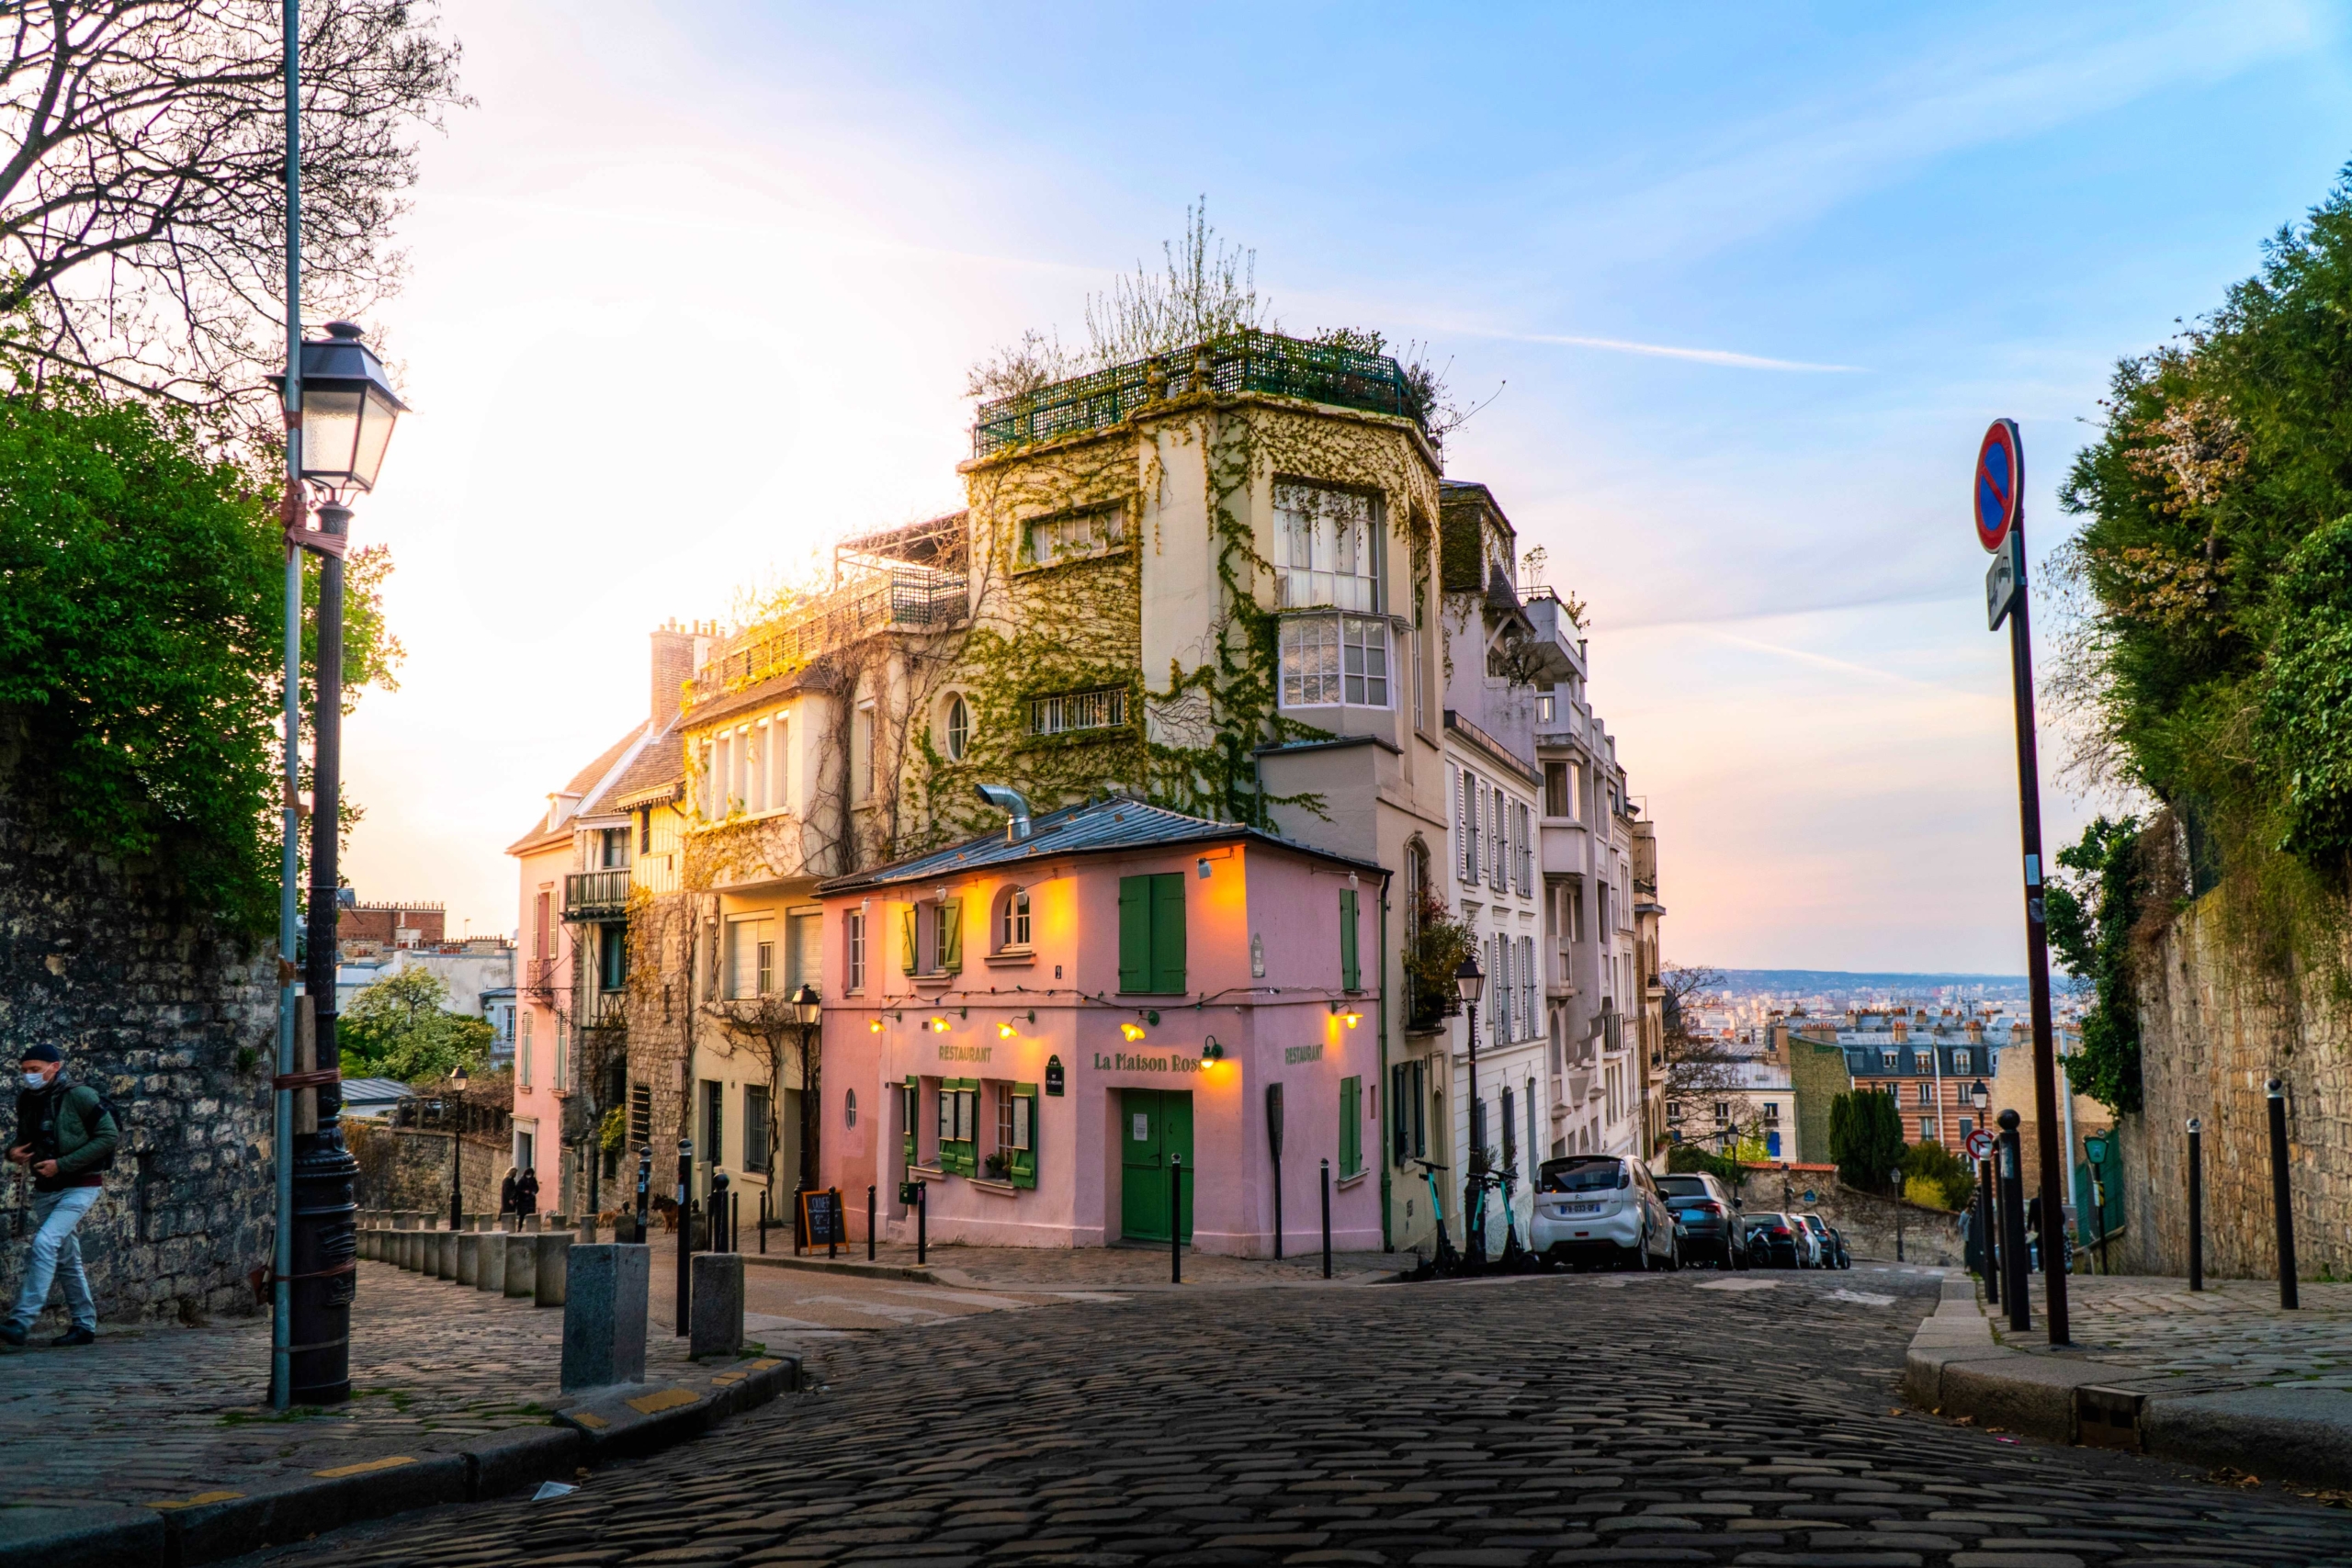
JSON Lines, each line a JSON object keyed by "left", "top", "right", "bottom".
{"left": 1454, "top": 955, "right": 1486, "bottom": 1269}
{"left": 1890, "top": 1167, "right": 1905, "bottom": 1261}
{"left": 788, "top": 983, "right": 821, "bottom": 1200}
{"left": 1972, "top": 1079, "right": 1996, "bottom": 1303}
{"left": 446, "top": 1065, "right": 469, "bottom": 1232}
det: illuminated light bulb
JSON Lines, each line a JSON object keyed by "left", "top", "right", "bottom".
{"left": 998, "top": 1021, "right": 1016, "bottom": 1040}
{"left": 1343, "top": 1010, "right": 1363, "bottom": 1029}
{"left": 868, "top": 1018, "right": 883, "bottom": 1034}
{"left": 930, "top": 1017, "right": 948, "bottom": 1033}
{"left": 1121, "top": 1021, "right": 1146, "bottom": 1043}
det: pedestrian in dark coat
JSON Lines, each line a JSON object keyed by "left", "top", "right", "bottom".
{"left": 499, "top": 1166, "right": 519, "bottom": 1216}
{"left": 517, "top": 1167, "right": 539, "bottom": 1217}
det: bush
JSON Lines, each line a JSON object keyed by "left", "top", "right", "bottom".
{"left": 1665, "top": 1142, "right": 1745, "bottom": 1188}
{"left": 1900, "top": 1140, "right": 1974, "bottom": 1211}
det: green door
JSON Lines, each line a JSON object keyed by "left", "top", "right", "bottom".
{"left": 1119, "top": 1089, "right": 1194, "bottom": 1243}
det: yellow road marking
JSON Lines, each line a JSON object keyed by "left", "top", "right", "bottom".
{"left": 311, "top": 1456, "right": 415, "bottom": 1479}
{"left": 624, "top": 1387, "right": 699, "bottom": 1415}
{"left": 145, "top": 1491, "right": 244, "bottom": 1510}
{"left": 569, "top": 1411, "right": 608, "bottom": 1429}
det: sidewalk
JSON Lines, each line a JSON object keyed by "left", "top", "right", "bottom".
{"left": 0, "top": 1260, "right": 792, "bottom": 1566}
{"left": 1905, "top": 1270, "right": 2352, "bottom": 1493}
{"left": 735, "top": 1235, "right": 1419, "bottom": 1290}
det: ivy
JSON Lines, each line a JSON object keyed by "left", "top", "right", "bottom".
{"left": 2044, "top": 815, "right": 2146, "bottom": 1116}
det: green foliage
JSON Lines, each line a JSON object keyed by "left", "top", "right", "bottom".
{"left": 1402, "top": 889, "right": 1475, "bottom": 1032}
{"left": 1827, "top": 1090, "right": 1905, "bottom": 1193}
{"left": 1665, "top": 1141, "right": 1747, "bottom": 1189}
{"left": 2044, "top": 815, "right": 2147, "bottom": 1115}
{"left": 0, "top": 378, "right": 400, "bottom": 934}
{"left": 1899, "top": 1139, "right": 1974, "bottom": 1212}
{"left": 598, "top": 1105, "right": 628, "bottom": 1155}
{"left": 341, "top": 965, "right": 492, "bottom": 1083}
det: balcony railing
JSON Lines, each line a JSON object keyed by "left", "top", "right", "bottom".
{"left": 695, "top": 566, "right": 967, "bottom": 701}
{"left": 563, "top": 869, "right": 631, "bottom": 922}
{"left": 973, "top": 330, "right": 1423, "bottom": 457}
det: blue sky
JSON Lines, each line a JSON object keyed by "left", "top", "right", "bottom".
{"left": 343, "top": 1, "right": 2352, "bottom": 969}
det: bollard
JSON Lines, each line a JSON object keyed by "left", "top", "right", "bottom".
{"left": 674, "top": 1138, "right": 694, "bottom": 1338}
{"left": 1998, "top": 1110, "right": 2031, "bottom": 1332}
{"left": 1321, "top": 1157, "right": 1332, "bottom": 1280}
{"left": 437, "top": 1230, "right": 460, "bottom": 1281}
{"left": 828, "top": 1185, "right": 840, "bottom": 1260}
{"left": 1170, "top": 1154, "right": 1183, "bottom": 1285}
{"left": 2187, "top": 1116, "right": 2204, "bottom": 1292}
{"left": 458, "top": 1231, "right": 481, "bottom": 1287}
{"left": 534, "top": 1232, "right": 572, "bottom": 1307}
{"left": 690, "top": 1251, "right": 745, "bottom": 1359}
{"left": 1978, "top": 1156, "right": 1998, "bottom": 1305}
{"left": 917, "top": 1179, "right": 928, "bottom": 1264}
{"left": 712, "top": 1168, "right": 731, "bottom": 1263}
{"left": 401, "top": 1230, "right": 419, "bottom": 1272}
{"left": 506, "top": 1229, "right": 538, "bottom": 1298}
{"left": 793, "top": 1180, "right": 807, "bottom": 1256}
{"left": 759, "top": 1189, "right": 769, "bottom": 1255}
{"left": 477, "top": 1231, "right": 510, "bottom": 1293}
{"left": 868, "top": 1185, "right": 877, "bottom": 1261}
{"left": 576, "top": 1212, "right": 597, "bottom": 1244}
{"left": 635, "top": 1143, "right": 652, "bottom": 1240}
{"left": 560, "top": 1243, "right": 650, "bottom": 1393}
{"left": 2267, "top": 1079, "right": 2299, "bottom": 1309}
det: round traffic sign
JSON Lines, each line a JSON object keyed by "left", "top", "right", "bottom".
{"left": 1974, "top": 419, "right": 2022, "bottom": 552}
{"left": 1965, "top": 1129, "right": 1996, "bottom": 1162}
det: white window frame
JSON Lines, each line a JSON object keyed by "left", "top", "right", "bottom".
{"left": 845, "top": 909, "right": 866, "bottom": 994}
{"left": 1272, "top": 482, "right": 1380, "bottom": 613}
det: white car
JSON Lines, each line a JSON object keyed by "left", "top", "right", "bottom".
{"left": 1530, "top": 1154, "right": 1679, "bottom": 1270}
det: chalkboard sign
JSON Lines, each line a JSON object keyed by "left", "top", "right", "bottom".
{"left": 800, "top": 1188, "right": 847, "bottom": 1246}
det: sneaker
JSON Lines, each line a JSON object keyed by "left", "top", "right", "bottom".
{"left": 0, "top": 1322, "right": 24, "bottom": 1348}
{"left": 51, "top": 1325, "right": 95, "bottom": 1348}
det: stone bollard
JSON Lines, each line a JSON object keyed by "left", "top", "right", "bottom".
{"left": 395, "top": 1209, "right": 418, "bottom": 1233}
{"left": 477, "top": 1232, "right": 510, "bottom": 1293}
{"left": 560, "top": 1243, "right": 649, "bottom": 1392}
{"left": 437, "top": 1230, "right": 460, "bottom": 1280}
{"left": 575, "top": 1213, "right": 598, "bottom": 1243}
{"left": 689, "top": 1252, "right": 744, "bottom": 1359}
{"left": 398, "top": 1231, "right": 415, "bottom": 1271}
{"left": 534, "top": 1233, "right": 572, "bottom": 1307}
{"left": 457, "top": 1232, "right": 481, "bottom": 1286}
{"left": 505, "top": 1232, "right": 537, "bottom": 1298}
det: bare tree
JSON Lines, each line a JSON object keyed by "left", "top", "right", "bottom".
{"left": 0, "top": 0, "right": 465, "bottom": 405}
{"left": 701, "top": 992, "right": 818, "bottom": 1199}
{"left": 1657, "top": 963, "right": 1754, "bottom": 1150}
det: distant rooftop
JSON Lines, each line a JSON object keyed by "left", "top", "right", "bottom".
{"left": 971, "top": 330, "right": 1425, "bottom": 457}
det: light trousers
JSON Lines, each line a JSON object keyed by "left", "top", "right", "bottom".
{"left": 10, "top": 1185, "right": 98, "bottom": 1331}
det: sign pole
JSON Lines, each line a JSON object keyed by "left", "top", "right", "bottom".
{"left": 1977, "top": 419, "right": 2071, "bottom": 1347}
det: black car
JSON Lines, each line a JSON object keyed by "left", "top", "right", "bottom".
{"left": 1744, "top": 1211, "right": 1806, "bottom": 1268}
{"left": 1657, "top": 1171, "right": 1745, "bottom": 1268}
{"left": 1798, "top": 1214, "right": 1852, "bottom": 1269}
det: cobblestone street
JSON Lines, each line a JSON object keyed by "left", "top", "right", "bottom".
{"left": 245, "top": 1264, "right": 2352, "bottom": 1568}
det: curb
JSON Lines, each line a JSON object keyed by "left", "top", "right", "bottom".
{"left": 1902, "top": 1276, "right": 2352, "bottom": 1488}
{"left": 0, "top": 1352, "right": 800, "bottom": 1568}
{"left": 741, "top": 1252, "right": 940, "bottom": 1284}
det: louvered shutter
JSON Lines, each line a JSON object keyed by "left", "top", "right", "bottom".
{"left": 1118, "top": 876, "right": 1149, "bottom": 991}
{"left": 1150, "top": 873, "right": 1187, "bottom": 992}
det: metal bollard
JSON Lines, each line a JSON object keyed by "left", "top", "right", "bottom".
{"left": 759, "top": 1189, "right": 768, "bottom": 1255}
{"left": 2267, "top": 1080, "right": 2298, "bottom": 1309}
{"left": 867, "top": 1185, "right": 876, "bottom": 1261}
{"left": 674, "top": 1137, "right": 693, "bottom": 1337}
{"left": 793, "top": 1180, "right": 807, "bottom": 1256}
{"left": 916, "top": 1179, "right": 927, "bottom": 1264}
{"left": 1998, "top": 1110, "right": 2030, "bottom": 1332}
{"left": 635, "top": 1144, "right": 652, "bottom": 1244}
{"left": 2187, "top": 1116, "right": 2204, "bottom": 1292}
{"left": 1320, "top": 1156, "right": 1332, "bottom": 1280}
{"left": 1170, "top": 1154, "right": 1183, "bottom": 1285}
{"left": 711, "top": 1168, "right": 731, "bottom": 1256}
{"left": 827, "top": 1186, "right": 840, "bottom": 1260}
{"left": 1978, "top": 1156, "right": 1999, "bottom": 1306}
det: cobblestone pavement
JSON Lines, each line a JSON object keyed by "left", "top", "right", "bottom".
{"left": 637, "top": 1237, "right": 1124, "bottom": 1339}
{"left": 0, "top": 1262, "right": 714, "bottom": 1508}
{"left": 1997, "top": 1276, "right": 2352, "bottom": 1387}
{"left": 726, "top": 1236, "right": 1417, "bottom": 1292}
{"left": 245, "top": 1262, "right": 2352, "bottom": 1568}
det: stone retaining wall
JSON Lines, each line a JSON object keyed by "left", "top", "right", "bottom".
{"left": 345, "top": 1121, "right": 509, "bottom": 1213}
{"left": 1744, "top": 1167, "right": 1964, "bottom": 1265}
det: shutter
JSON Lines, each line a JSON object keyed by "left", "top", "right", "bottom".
{"left": 1456, "top": 770, "right": 1473, "bottom": 882}
{"left": 1010, "top": 1082, "right": 1038, "bottom": 1189}
{"left": 899, "top": 905, "right": 917, "bottom": 975}
{"left": 902, "top": 1075, "right": 917, "bottom": 1168}
{"left": 1118, "top": 875, "right": 1148, "bottom": 992}
{"left": 941, "top": 899, "right": 964, "bottom": 972}
{"left": 1150, "top": 873, "right": 1187, "bottom": 993}
{"left": 1340, "top": 1076, "right": 1362, "bottom": 1176}
{"left": 1339, "top": 888, "right": 1360, "bottom": 992}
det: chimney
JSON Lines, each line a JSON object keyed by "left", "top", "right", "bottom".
{"left": 650, "top": 619, "right": 697, "bottom": 727}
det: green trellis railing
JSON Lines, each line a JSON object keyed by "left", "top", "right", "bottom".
{"left": 972, "top": 330, "right": 1422, "bottom": 457}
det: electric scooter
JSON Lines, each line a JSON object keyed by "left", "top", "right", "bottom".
{"left": 1407, "top": 1157, "right": 1462, "bottom": 1280}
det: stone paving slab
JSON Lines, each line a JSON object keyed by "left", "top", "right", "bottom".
{"left": 1994, "top": 1275, "right": 2352, "bottom": 1388}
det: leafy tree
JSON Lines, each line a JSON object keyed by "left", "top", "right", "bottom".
{"left": 340, "top": 964, "right": 491, "bottom": 1083}
{"left": 1899, "top": 1139, "right": 1975, "bottom": 1212}
{"left": 1827, "top": 1090, "right": 1905, "bottom": 1194}
{"left": 2044, "top": 815, "right": 2146, "bottom": 1115}
{"left": 0, "top": 379, "right": 397, "bottom": 931}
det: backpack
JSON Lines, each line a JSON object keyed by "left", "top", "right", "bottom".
{"left": 52, "top": 1084, "right": 119, "bottom": 1172}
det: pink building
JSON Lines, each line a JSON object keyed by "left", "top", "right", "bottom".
{"left": 816, "top": 796, "right": 1387, "bottom": 1256}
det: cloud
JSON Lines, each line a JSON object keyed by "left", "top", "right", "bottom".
{"left": 1480, "top": 329, "right": 1861, "bottom": 373}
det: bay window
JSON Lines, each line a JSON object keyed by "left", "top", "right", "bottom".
{"left": 1274, "top": 482, "right": 1380, "bottom": 612}
{"left": 1280, "top": 614, "right": 1390, "bottom": 708}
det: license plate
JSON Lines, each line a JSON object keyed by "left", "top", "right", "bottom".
{"left": 1676, "top": 1209, "right": 1706, "bottom": 1221}
{"left": 1563, "top": 1202, "right": 1601, "bottom": 1215}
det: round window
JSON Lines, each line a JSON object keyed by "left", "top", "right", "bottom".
{"left": 944, "top": 694, "right": 969, "bottom": 760}
{"left": 844, "top": 1089, "right": 858, "bottom": 1129}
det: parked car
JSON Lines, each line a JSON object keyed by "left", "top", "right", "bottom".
{"left": 1796, "top": 1213, "right": 1850, "bottom": 1269}
{"left": 1744, "top": 1211, "right": 1812, "bottom": 1269}
{"left": 1657, "top": 1171, "right": 1746, "bottom": 1269}
{"left": 1531, "top": 1154, "right": 1679, "bottom": 1270}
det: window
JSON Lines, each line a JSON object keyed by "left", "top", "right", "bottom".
{"left": 1278, "top": 615, "right": 1390, "bottom": 707}
{"left": 1273, "top": 482, "right": 1379, "bottom": 611}
{"left": 745, "top": 1086, "right": 772, "bottom": 1172}
{"left": 1488, "top": 784, "right": 1507, "bottom": 889}
{"left": 638, "top": 807, "right": 651, "bottom": 854}
{"left": 1958, "top": 1116, "right": 1974, "bottom": 1140}
{"left": 1518, "top": 935, "right": 1537, "bottom": 1034}
{"left": 744, "top": 724, "right": 763, "bottom": 812}
{"left": 1536, "top": 690, "right": 1555, "bottom": 725}
{"left": 855, "top": 702, "right": 877, "bottom": 801}
{"left": 1881, "top": 1049, "right": 1900, "bottom": 1070}
{"left": 729, "top": 917, "right": 774, "bottom": 998}
{"left": 1029, "top": 686, "right": 1126, "bottom": 736}
{"left": 519, "top": 1014, "right": 533, "bottom": 1089}
{"left": 700, "top": 1078, "right": 724, "bottom": 1167}
{"left": 601, "top": 827, "right": 629, "bottom": 868}
{"left": 1713, "top": 1101, "right": 1729, "bottom": 1123}
{"left": 1390, "top": 1058, "right": 1427, "bottom": 1162}
{"left": 1919, "top": 1117, "right": 1936, "bottom": 1141}
{"left": 936, "top": 1078, "right": 978, "bottom": 1175}
{"left": 1500, "top": 1083, "right": 1517, "bottom": 1172}
{"left": 845, "top": 909, "right": 866, "bottom": 992}
{"left": 933, "top": 901, "right": 958, "bottom": 973}
{"left": 1339, "top": 887, "right": 1361, "bottom": 991}
{"left": 999, "top": 886, "right": 1031, "bottom": 951}
{"left": 1340, "top": 1075, "right": 1363, "bottom": 1177}
{"left": 1544, "top": 762, "right": 1569, "bottom": 818}
{"left": 1117, "top": 874, "right": 1186, "bottom": 993}
{"left": 1514, "top": 803, "right": 1533, "bottom": 894}
{"left": 599, "top": 921, "right": 628, "bottom": 991}
{"left": 1917, "top": 1083, "right": 1934, "bottom": 1107}
{"left": 1667, "top": 1100, "right": 1682, "bottom": 1123}
{"left": 769, "top": 717, "right": 790, "bottom": 812}
{"left": 1456, "top": 770, "right": 1480, "bottom": 883}
{"left": 787, "top": 911, "right": 820, "bottom": 991}
{"left": 1762, "top": 1100, "right": 1781, "bottom": 1123}
{"left": 534, "top": 891, "right": 551, "bottom": 960}
{"left": 944, "top": 694, "right": 970, "bottom": 760}
{"left": 900, "top": 900, "right": 965, "bottom": 976}
{"left": 844, "top": 1089, "right": 857, "bottom": 1127}
{"left": 1025, "top": 505, "right": 1124, "bottom": 564}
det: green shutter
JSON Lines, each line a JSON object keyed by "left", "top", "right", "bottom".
{"left": 944, "top": 1078, "right": 979, "bottom": 1176}
{"left": 1118, "top": 875, "right": 1149, "bottom": 992}
{"left": 1010, "top": 1082, "right": 1038, "bottom": 1189}
{"left": 902, "top": 1075, "right": 917, "bottom": 1168}
{"left": 899, "top": 905, "right": 917, "bottom": 975}
{"left": 1340, "top": 888, "right": 1360, "bottom": 992}
{"left": 1149, "top": 872, "right": 1186, "bottom": 993}
{"left": 1340, "top": 1075, "right": 1362, "bottom": 1177}
{"left": 941, "top": 899, "right": 963, "bottom": 972}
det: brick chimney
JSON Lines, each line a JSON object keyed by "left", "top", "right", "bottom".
{"left": 650, "top": 620, "right": 701, "bottom": 727}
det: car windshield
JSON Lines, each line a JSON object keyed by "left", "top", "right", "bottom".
{"left": 1657, "top": 1177, "right": 1710, "bottom": 1198}
{"left": 1800, "top": 1216, "right": 1826, "bottom": 1232}
{"left": 1540, "top": 1158, "right": 1623, "bottom": 1192}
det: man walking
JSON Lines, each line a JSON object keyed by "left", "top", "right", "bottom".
{"left": 5, "top": 1044, "right": 118, "bottom": 1347}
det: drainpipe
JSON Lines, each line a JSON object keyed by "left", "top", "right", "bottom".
{"left": 1378, "top": 879, "right": 1392, "bottom": 1254}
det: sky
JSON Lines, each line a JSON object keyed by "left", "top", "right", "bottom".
{"left": 338, "top": 0, "right": 2352, "bottom": 972}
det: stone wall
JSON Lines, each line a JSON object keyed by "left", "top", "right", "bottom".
{"left": 1743, "top": 1165, "right": 1965, "bottom": 1266}
{"left": 2115, "top": 897, "right": 2352, "bottom": 1280}
{"left": 0, "top": 747, "right": 277, "bottom": 1325}
{"left": 345, "top": 1122, "right": 509, "bottom": 1214}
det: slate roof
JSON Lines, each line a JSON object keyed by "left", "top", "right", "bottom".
{"left": 820, "top": 797, "right": 1385, "bottom": 896}
{"left": 606, "top": 713, "right": 686, "bottom": 809}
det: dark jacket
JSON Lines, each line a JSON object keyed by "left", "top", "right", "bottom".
{"left": 499, "top": 1173, "right": 519, "bottom": 1213}
{"left": 13, "top": 1077, "right": 118, "bottom": 1193}
{"left": 516, "top": 1169, "right": 539, "bottom": 1215}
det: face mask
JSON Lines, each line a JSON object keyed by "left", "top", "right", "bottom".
{"left": 21, "top": 1071, "right": 48, "bottom": 1089}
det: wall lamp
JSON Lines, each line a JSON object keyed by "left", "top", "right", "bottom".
{"left": 1202, "top": 1036, "right": 1226, "bottom": 1061}
{"left": 1121, "top": 1021, "right": 1148, "bottom": 1043}
{"left": 1329, "top": 1002, "right": 1363, "bottom": 1029}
